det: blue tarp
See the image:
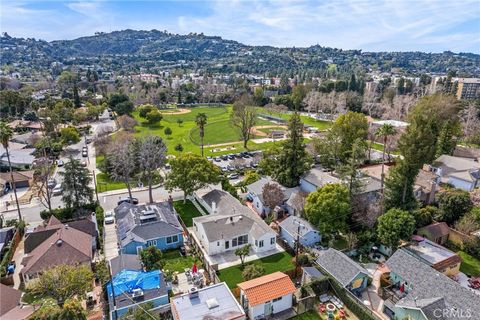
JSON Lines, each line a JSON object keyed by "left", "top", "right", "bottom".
{"left": 107, "top": 269, "right": 161, "bottom": 297}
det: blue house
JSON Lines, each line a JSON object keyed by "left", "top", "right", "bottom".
{"left": 279, "top": 216, "right": 321, "bottom": 249}
{"left": 115, "top": 202, "right": 184, "bottom": 255}
{"left": 315, "top": 248, "right": 370, "bottom": 295}
{"left": 106, "top": 269, "right": 170, "bottom": 320}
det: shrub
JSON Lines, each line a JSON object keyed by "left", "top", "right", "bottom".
{"left": 242, "top": 264, "right": 265, "bottom": 281}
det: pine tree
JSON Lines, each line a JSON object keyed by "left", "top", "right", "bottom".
{"left": 61, "top": 157, "right": 94, "bottom": 209}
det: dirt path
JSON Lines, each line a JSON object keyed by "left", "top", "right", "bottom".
{"left": 158, "top": 108, "right": 191, "bottom": 115}
{"left": 250, "top": 125, "right": 287, "bottom": 137}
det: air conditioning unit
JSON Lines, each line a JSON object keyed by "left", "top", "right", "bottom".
{"left": 189, "top": 287, "right": 199, "bottom": 299}
{"left": 131, "top": 288, "right": 144, "bottom": 299}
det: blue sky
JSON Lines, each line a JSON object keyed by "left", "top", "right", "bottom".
{"left": 1, "top": 0, "right": 479, "bottom": 53}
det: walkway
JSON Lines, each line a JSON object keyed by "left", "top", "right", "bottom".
{"left": 12, "top": 239, "right": 25, "bottom": 289}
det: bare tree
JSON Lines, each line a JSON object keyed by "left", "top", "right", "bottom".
{"left": 33, "top": 159, "right": 53, "bottom": 212}
{"left": 109, "top": 141, "right": 138, "bottom": 199}
{"left": 381, "top": 94, "right": 417, "bottom": 120}
{"left": 231, "top": 94, "right": 257, "bottom": 148}
{"left": 117, "top": 115, "right": 138, "bottom": 132}
{"left": 137, "top": 135, "right": 167, "bottom": 203}
{"left": 262, "top": 182, "right": 285, "bottom": 213}
{"left": 460, "top": 101, "right": 480, "bottom": 141}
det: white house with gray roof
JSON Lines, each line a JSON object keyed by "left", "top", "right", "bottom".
{"left": 279, "top": 216, "right": 321, "bottom": 249}
{"left": 192, "top": 189, "right": 276, "bottom": 257}
{"left": 431, "top": 155, "right": 480, "bottom": 191}
{"left": 382, "top": 249, "right": 480, "bottom": 320}
{"left": 245, "top": 177, "right": 299, "bottom": 216}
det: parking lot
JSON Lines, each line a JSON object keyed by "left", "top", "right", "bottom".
{"left": 208, "top": 151, "right": 262, "bottom": 183}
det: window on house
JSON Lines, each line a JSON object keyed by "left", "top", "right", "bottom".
{"left": 232, "top": 235, "right": 248, "bottom": 247}
{"left": 147, "top": 240, "right": 157, "bottom": 247}
{"left": 259, "top": 240, "right": 264, "bottom": 248}
{"left": 270, "top": 237, "right": 275, "bottom": 245}
{"left": 217, "top": 241, "right": 220, "bottom": 246}
{"left": 166, "top": 235, "right": 179, "bottom": 244}
{"left": 255, "top": 240, "right": 258, "bottom": 246}
{"left": 273, "top": 296, "right": 282, "bottom": 302}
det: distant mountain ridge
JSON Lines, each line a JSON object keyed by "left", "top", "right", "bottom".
{"left": 1, "top": 29, "right": 479, "bottom": 76}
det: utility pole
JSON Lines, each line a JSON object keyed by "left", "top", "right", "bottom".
{"left": 293, "top": 219, "right": 305, "bottom": 278}
{"left": 106, "top": 262, "right": 118, "bottom": 320}
{"left": 92, "top": 170, "right": 99, "bottom": 203}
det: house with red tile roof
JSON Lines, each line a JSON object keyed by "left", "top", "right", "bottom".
{"left": 21, "top": 224, "right": 93, "bottom": 283}
{"left": 237, "top": 272, "right": 296, "bottom": 319}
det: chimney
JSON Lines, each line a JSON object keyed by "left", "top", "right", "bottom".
{"left": 211, "top": 202, "right": 217, "bottom": 215}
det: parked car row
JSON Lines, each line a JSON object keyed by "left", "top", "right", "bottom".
{"left": 207, "top": 151, "right": 262, "bottom": 163}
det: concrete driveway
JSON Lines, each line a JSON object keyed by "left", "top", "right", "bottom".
{"left": 103, "top": 222, "right": 119, "bottom": 261}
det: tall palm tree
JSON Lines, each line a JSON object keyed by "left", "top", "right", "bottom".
{"left": 375, "top": 123, "right": 397, "bottom": 200}
{"left": 0, "top": 121, "right": 22, "bottom": 220}
{"left": 195, "top": 113, "right": 207, "bottom": 157}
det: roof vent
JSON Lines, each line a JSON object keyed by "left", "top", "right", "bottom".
{"left": 206, "top": 298, "right": 219, "bottom": 309}
{"left": 56, "top": 239, "right": 63, "bottom": 246}
{"left": 189, "top": 287, "right": 199, "bottom": 299}
{"left": 131, "top": 288, "right": 144, "bottom": 299}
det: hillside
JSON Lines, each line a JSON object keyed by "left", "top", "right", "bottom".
{"left": 1, "top": 29, "right": 479, "bottom": 76}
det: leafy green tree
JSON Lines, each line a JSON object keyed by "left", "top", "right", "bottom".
{"left": 140, "top": 246, "right": 164, "bottom": 271}
{"left": 27, "top": 264, "right": 93, "bottom": 306}
{"left": 177, "top": 118, "right": 184, "bottom": 126}
{"left": 384, "top": 160, "right": 418, "bottom": 211}
{"left": 195, "top": 112, "right": 208, "bottom": 157}
{"left": 60, "top": 157, "right": 93, "bottom": 209}
{"left": 329, "top": 112, "right": 368, "bottom": 163}
{"left": 377, "top": 208, "right": 416, "bottom": 249}
{"left": 242, "top": 264, "right": 265, "bottom": 280}
{"left": 164, "top": 127, "right": 172, "bottom": 137}
{"left": 235, "top": 244, "right": 252, "bottom": 268}
{"left": 120, "top": 302, "right": 160, "bottom": 320}
{"left": 60, "top": 298, "right": 86, "bottom": 320}
{"left": 165, "top": 153, "right": 221, "bottom": 202}
{"left": 174, "top": 143, "right": 183, "bottom": 152}
{"left": 109, "top": 93, "right": 133, "bottom": 115}
{"left": 335, "top": 138, "right": 367, "bottom": 199}
{"left": 437, "top": 189, "right": 473, "bottom": 224}
{"left": 304, "top": 184, "right": 350, "bottom": 236}
{"left": 412, "top": 206, "right": 437, "bottom": 228}
{"left": 260, "top": 113, "right": 311, "bottom": 187}
{"left": 29, "top": 301, "right": 62, "bottom": 320}
{"left": 291, "top": 84, "right": 309, "bottom": 110}
{"left": 138, "top": 104, "right": 155, "bottom": 118}
{"left": 435, "top": 120, "right": 462, "bottom": 157}
{"left": 242, "top": 170, "right": 260, "bottom": 186}
{"left": 0, "top": 121, "right": 21, "bottom": 220}
{"left": 146, "top": 109, "right": 163, "bottom": 124}
{"left": 109, "top": 140, "right": 138, "bottom": 200}
{"left": 60, "top": 126, "right": 80, "bottom": 145}
{"left": 231, "top": 95, "right": 256, "bottom": 148}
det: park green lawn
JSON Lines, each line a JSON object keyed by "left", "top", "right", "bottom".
{"left": 457, "top": 251, "right": 480, "bottom": 276}
{"left": 162, "top": 250, "right": 202, "bottom": 273}
{"left": 218, "top": 251, "right": 295, "bottom": 288}
{"left": 173, "top": 200, "right": 203, "bottom": 227}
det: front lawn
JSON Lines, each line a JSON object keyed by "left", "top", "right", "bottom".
{"left": 458, "top": 251, "right": 480, "bottom": 276}
{"left": 96, "top": 172, "right": 126, "bottom": 192}
{"left": 218, "top": 251, "right": 295, "bottom": 288}
{"left": 162, "top": 250, "right": 202, "bottom": 273}
{"left": 173, "top": 200, "right": 203, "bottom": 227}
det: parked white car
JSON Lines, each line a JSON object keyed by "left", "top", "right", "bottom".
{"left": 104, "top": 211, "right": 115, "bottom": 224}
{"left": 52, "top": 185, "right": 63, "bottom": 196}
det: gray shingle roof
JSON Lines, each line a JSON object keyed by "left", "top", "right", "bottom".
{"left": 301, "top": 168, "right": 341, "bottom": 188}
{"left": 279, "top": 216, "right": 318, "bottom": 238}
{"left": 109, "top": 254, "right": 142, "bottom": 276}
{"left": 315, "top": 248, "right": 369, "bottom": 287}
{"left": 302, "top": 267, "right": 323, "bottom": 279}
{"left": 246, "top": 177, "right": 298, "bottom": 203}
{"left": 115, "top": 202, "right": 183, "bottom": 247}
{"left": 385, "top": 249, "right": 480, "bottom": 318}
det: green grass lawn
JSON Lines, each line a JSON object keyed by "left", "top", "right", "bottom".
{"left": 457, "top": 251, "right": 480, "bottom": 276}
{"left": 173, "top": 200, "right": 203, "bottom": 227}
{"left": 331, "top": 237, "right": 348, "bottom": 251}
{"left": 162, "top": 250, "right": 202, "bottom": 273}
{"left": 291, "top": 311, "right": 321, "bottom": 320}
{"left": 218, "top": 251, "right": 295, "bottom": 288}
{"left": 96, "top": 172, "right": 126, "bottom": 192}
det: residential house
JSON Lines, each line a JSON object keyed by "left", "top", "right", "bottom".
{"left": 245, "top": 177, "right": 299, "bottom": 216}
{"left": 0, "top": 284, "right": 34, "bottom": 320}
{"left": 107, "top": 269, "right": 170, "bottom": 320}
{"left": 192, "top": 189, "right": 276, "bottom": 255}
{"left": 0, "top": 227, "right": 15, "bottom": 259}
{"left": 115, "top": 202, "right": 184, "bottom": 255}
{"left": 381, "top": 249, "right": 480, "bottom": 320}
{"left": 278, "top": 216, "right": 321, "bottom": 249}
{"left": 24, "top": 215, "right": 98, "bottom": 253}
{"left": 417, "top": 222, "right": 450, "bottom": 245}
{"left": 109, "top": 254, "right": 142, "bottom": 276}
{"left": 0, "top": 171, "right": 34, "bottom": 196}
{"left": 238, "top": 272, "right": 296, "bottom": 319}
{"left": 299, "top": 168, "right": 341, "bottom": 193}
{"left": 21, "top": 224, "right": 93, "bottom": 283}
{"left": 301, "top": 267, "right": 325, "bottom": 286}
{"left": 404, "top": 237, "right": 462, "bottom": 277}
{"left": 0, "top": 147, "right": 36, "bottom": 170}
{"left": 171, "top": 282, "right": 245, "bottom": 320}
{"left": 431, "top": 155, "right": 480, "bottom": 191}
{"left": 315, "top": 248, "right": 371, "bottom": 294}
